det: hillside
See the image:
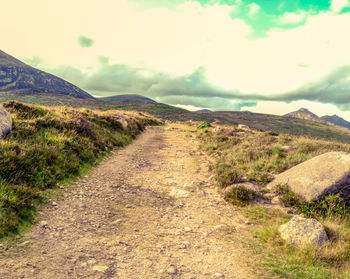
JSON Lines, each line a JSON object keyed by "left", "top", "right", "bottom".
{"left": 0, "top": 50, "right": 93, "bottom": 99}
{"left": 0, "top": 101, "right": 161, "bottom": 237}
{"left": 100, "top": 94, "right": 156, "bottom": 103}
{"left": 159, "top": 110, "right": 350, "bottom": 143}
{"left": 321, "top": 115, "right": 350, "bottom": 129}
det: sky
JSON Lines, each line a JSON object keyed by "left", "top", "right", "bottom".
{"left": 2, "top": 0, "right": 350, "bottom": 118}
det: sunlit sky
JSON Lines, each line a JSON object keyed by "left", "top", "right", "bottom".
{"left": 2, "top": 0, "right": 350, "bottom": 118}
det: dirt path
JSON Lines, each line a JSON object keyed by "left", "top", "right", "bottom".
{"left": 0, "top": 124, "right": 254, "bottom": 279}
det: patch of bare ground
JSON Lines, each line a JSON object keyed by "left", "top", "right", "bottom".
{"left": 0, "top": 124, "right": 258, "bottom": 279}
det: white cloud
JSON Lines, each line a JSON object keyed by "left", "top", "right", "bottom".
{"left": 248, "top": 3, "right": 260, "bottom": 17}
{"left": 277, "top": 11, "right": 307, "bottom": 24}
{"left": 331, "top": 0, "right": 350, "bottom": 13}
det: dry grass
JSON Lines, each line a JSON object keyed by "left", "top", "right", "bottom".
{"left": 197, "top": 124, "right": 350, "bottom": 278}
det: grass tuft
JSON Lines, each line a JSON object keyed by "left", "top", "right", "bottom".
{"left": 224, "top": 186, "right": 257, "bottom": 206}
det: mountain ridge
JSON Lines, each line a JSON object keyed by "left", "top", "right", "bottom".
{"left": 0, "top": 49, "right": 93, "bottom": 99}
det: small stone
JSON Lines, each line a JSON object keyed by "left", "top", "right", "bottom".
{"left": 184, "top": 227, "right": 192, "bottom": 232}
{"left": 52, "top": 202, "right": 57, "bottom": 206}
{"left": 271, "top": 196, "right": 280, "bottom": 204}
{"left": 92, "top": 265, "right": 108, "bottom": 272}
{"left": 167, "top": 266, "right": 178, "bottom": 275}
{"left": 18, "top": 241, "right": 30, "bottom": 247}
{"left": 40, "top": 221, "right": 48, "bottom": 228}
{"left": 125, "top": 204, "right": 133, "bottom": 208}
{"left": 112, "top": 219, "right": 123, "bottom": 224}
{"left": 214, "top": 273, "right": 224, "bottom": 278}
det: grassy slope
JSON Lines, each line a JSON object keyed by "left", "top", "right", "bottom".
{"left": 196, "top": 124, "right": 350, "bottom": 279}
{"left": 0, "top": 101, "right": 161, "bottom": 237}
{"left": 0, "top": 92, "right": 189, "bottom": 116}
{"left": 163, "top": 111, "right": 350, "bottom": 143}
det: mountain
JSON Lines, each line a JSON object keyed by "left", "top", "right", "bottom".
{"left": 284, "top": 108, "right": 322, "bottom": 122}
{"left": 100, "top": 94, "right": 156, "bottom": 104}
{"left": 321, "top": 115, "right": 350, "bottom": 129}
{"left": 0, "top": 49, "right": 93, "bottom": 99}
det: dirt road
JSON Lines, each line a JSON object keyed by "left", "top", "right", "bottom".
{"left": 0, "top": 124, "right": 253, "bottom": 278}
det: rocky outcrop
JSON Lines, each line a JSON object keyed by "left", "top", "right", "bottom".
{"left": 279, "top": 215, "right": 328, "bottom": 247}
{"left": 0, "top": 105, "right": 12, "bottom": 138}
{"left": 267, "top": 152, "right": 350, "bottom": 201}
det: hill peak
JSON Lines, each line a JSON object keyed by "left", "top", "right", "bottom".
{"left": 284, "top": 108, "right": 320, "bottom": 121}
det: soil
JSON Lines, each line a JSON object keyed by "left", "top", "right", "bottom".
{"left": 0, "top": 123, "right": 256, "bottom": 279}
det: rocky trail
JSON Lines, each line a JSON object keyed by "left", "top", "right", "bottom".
{"left": 0, "top": 124, "right": 255, "bottom": 279}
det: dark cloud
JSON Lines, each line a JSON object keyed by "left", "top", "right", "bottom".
{"left": 77, "top": 36, "right": 95, "bottom": 48}
{"left": 272, "top": 66, "right": 350, "bottom": 109}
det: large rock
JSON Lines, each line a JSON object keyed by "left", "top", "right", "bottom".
{"left": 267, "top": 152, "right": 350, "bottom": 201}
{"left": 279, "top": 215, "right": 328, "bottom": 247}
{"left": 0, "top": 105, "right": 12, "bottom": 138}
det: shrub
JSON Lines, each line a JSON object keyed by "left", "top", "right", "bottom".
{"left": 197, "top": 122, "right": 212, "bottom": 129}
{"left": 224, "top": 186, "right": 257, "bottom": 206}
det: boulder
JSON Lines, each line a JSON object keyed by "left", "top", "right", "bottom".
{"left": 0, "top": 105, "right": 12, "bottom": 138}
{"left": 279, "top": 215, "right": 328, "bottom": 247}
{"left": 267, "top": 152, "right": 350, "bottom": 201}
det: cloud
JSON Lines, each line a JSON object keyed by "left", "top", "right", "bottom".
{"left": 277, "top": 11, "right": 307, "bottom": 24}
{"left": 274, "top": 66, "right": 350, "bottom": 109}
{"left": 248, "top": 3, "right": 260, "bottom": 17}
{"left": 77, "top": 36, "right": 95, "bottom": 48}
{"left": 331, "top": 0, "right": 350, "bottom": 13}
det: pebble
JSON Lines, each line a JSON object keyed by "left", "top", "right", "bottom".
{"left": 92, "top": 265, "right": 108, "bottom": 272}
{"left": 167, "top": 266, "right": 178, "bottom": 275}
{"left": 214, "top": 273, "right": 224, "bottom": 278}
{"left": 40, "top": 221, "right": 49, "bottom": 228}
{"left": 52, "top": 202, "right": 57, "bottom": 206}
{"left": 184, "top": 227, "right": 192, "bottom": 232}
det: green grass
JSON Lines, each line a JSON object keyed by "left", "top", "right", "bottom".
{"left": 244, "top": 206, "right": 350, "bottom": 279}
{"left": 0, "top": 101, "right": 161, "bottom": 237}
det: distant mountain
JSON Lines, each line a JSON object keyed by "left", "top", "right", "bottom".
{"left": 321, "top": 115, "right": 350, "bottom": 129}
{"left": 0, "top": 49, "right": 93, "bottom": 99}
{"left": 197, "top": 109, "right": 212, "bottom": 112}
{"left": 284, "top": 108, "right": 322, "bottom": 122}
{"left": 100, "top": 94, "right": 156, "bottom": 104}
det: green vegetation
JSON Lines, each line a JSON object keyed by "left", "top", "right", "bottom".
{"left": 0, "top": 101, "right": 161, "bottom": 237}
{"left": 197, "top": 125, "right": 350, "bottom": 278}
{"left": 275, "top": 185, "right": 350, "bottom": 220}
{"left": 224, "top": 186, "right": 257, "bottom": 206}
{"left": 197, "top": 121, "right": 212, "bottom": 129}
